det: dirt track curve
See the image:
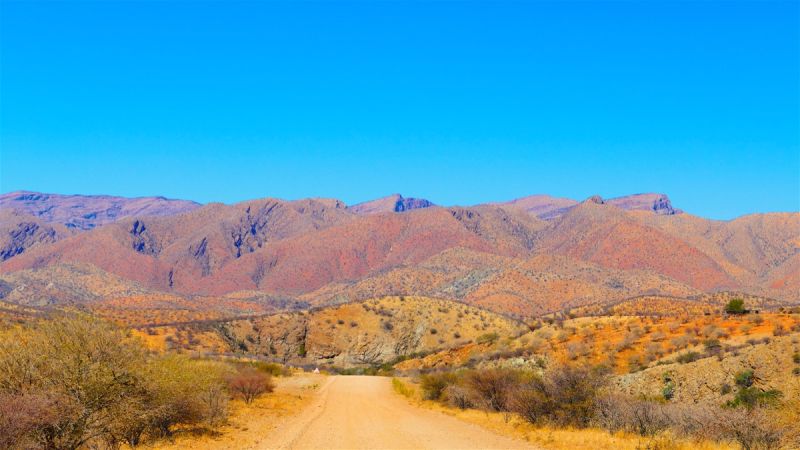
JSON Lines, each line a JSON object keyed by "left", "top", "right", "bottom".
{"left": 265, "top": 375, "right": 537, "bottom": 450}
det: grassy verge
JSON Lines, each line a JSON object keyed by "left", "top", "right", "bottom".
{"left": 422, "top": 401, "right": 734, "bottom": 450}
{"left": 392, "top": 377, "right": 416, "bottom": 399}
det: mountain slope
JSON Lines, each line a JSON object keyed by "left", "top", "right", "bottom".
{"left": 0, "top": 209, "right": 74, "bottom": 261}
{"left": 538, "top": 198, "right": 737, "bottom": 291}
{"left": 0, "top": 190, "right": 200, "bottom": 230}
{"left": 1, "top": 191, "right": 796, "bottom": 314}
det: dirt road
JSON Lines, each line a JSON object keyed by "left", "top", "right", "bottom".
{"left": 266, "top": 375, "right": 536, "bottom": 450}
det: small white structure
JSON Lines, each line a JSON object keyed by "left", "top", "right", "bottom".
{"left": 313, "top": 367, "right": 320, "bottom": 374}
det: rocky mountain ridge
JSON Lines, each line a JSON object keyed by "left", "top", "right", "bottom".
{"left": 1, "top": 190, "right": 797, "bottom": 317}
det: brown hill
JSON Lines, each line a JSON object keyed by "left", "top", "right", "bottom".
{"left": 220, "top": 296, "right": 527, "bottom": 367}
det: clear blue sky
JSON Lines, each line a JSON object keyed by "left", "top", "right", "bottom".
{"left": 1, "top": 1, "right": 798, "bottom": 219}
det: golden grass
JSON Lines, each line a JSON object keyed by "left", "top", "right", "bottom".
{"left": 392, "top": 377, "right": 416, "bottom": 399}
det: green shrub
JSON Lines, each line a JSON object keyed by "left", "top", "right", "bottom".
{"left": 725, "top": 298, "right": 746, "bottom": 314}
{"left": 734, "top": 370, "right": 754, "bottom": 388}
{"left": 420, "top": 372, "right": 458, "bottom": 400}
{"left": 725, "top": 387, "right": 782, "bottom": 409}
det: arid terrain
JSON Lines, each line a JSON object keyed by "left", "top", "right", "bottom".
{"left": 0, "top": 190, "right": 798, "bottom": 449}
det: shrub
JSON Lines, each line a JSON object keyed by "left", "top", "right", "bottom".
{"left": 464, "top": 368, "right": 523, "bottom": 412}
{"left": 476, "top": 332, "right": 499, "bottom": 345}
{"left": 510, "top": 365, "right": 606, "bottom": 427}
{"left": 675, "top": 351, "right": 701, "bottom": 364}
{"left": 420, "top": 372, "right": 458, "bottom": 401}
{"left": 0, "top": 392, "right": 63, "bottom": 450}
{"left": 734, "top": 370, "right": 754, "bottom": 388}
{"left": 227, "top": 367, "right": 274, "bottom": 404}
{"left": 594, "top": 395, "right": 673, "bottom": 437}
{"left": 703, "top": 338, "right": 722, "bottom": 353}
{"left": 443, "top": 384, "right": 474, "bottom": 409}
{"left": 0, "top": 315, "right": 232, "bottom": 448}
{"left": 726, "top": 387, "right": 782, "bottom": 409}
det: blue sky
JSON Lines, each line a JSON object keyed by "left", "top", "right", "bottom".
{"left": 1, "top": 1, "right": 797, "bottom": 219}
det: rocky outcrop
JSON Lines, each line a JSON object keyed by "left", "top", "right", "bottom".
{"left": 0, "top": 210, "right": 68, "bottom": 261}
{"left": 130, "top": 220, "right": 160, "bottom": 256}
{"left": 607, "top": 193, "right": 681, "bottom": 215}
{"left": 349, "top": 194, "right": 434, "bottom": 215}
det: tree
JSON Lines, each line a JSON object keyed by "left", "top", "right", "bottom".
{"left": 725, "top": 298, "right": 746, "bottom": 314}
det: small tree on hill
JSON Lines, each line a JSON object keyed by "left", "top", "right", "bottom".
{"left": 725, "top": 298, "right": 746, "bottom": 315}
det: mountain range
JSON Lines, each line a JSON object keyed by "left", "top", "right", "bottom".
{"left": 0, "top": 190, "right": 797, "bottom": 318}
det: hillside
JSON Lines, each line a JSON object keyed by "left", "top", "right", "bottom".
{"left": 219, "top": 296, "right": 527, "bottom": 367}
{"left": 0, "top": 190, "right": 200, "bottom": 230}
{"left": 0, "top": 191, "right": 797, "bottom": 316}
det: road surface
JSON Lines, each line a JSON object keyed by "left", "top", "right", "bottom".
{"left": 266, "top": 375, "right": 536, "bottom": 450}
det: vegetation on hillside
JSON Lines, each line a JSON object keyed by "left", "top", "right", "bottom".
{"left": 0, "top": 314, "right": 282, "bottom": 449}
{"left": 410, "top": 363, "right": 797, "bottom": 449}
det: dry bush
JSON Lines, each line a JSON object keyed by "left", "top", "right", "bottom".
{"left": 464, "top": 368, "right": 524, "bottom": 411}
{"left": 0, "top": 314, "right": 231, "bottom": 449}
{"left": 443, "top": 384, "right": 475, "bottom": 409}
{"left": 509, "top": 365, "right": 606, "bottom": 428}
{"left": 594, "top": 394, "right": 788, "bottom": 449}
{"left": 566, "top": 341, "right": 589, "bottom": 360}
{"left": 227, "top": 367, "right": 275, "bottom": 404}
{"left": 0, "top": 392, "right": 64, "bottom": 449}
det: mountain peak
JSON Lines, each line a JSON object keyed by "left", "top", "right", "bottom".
{"left": 349, "top": 194, "right": 435, "bottom": 215}
{"left": 585, "top": 195, "right": 605, "bottom": 205}
{"left": 607, "top": 193, "right": 681, "bottom": 215}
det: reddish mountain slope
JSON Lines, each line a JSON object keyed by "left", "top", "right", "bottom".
{"left": 1, "top": 191, "right": 796, "bottom": 314}
{"left": 0, "top": 191, "right": 200, "bottom": 230}
{"left": 0, "top": 209, "right": 74, "bottom": 261}
{"left": 538, "top": 198, "right": 737, "bottom": 291}
{"left": 492, "top": 194, "right": 578, "bottom": 219}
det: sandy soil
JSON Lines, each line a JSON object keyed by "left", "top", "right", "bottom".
{"left": 265, "top": 375, "right": 537, "bottom": 450}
